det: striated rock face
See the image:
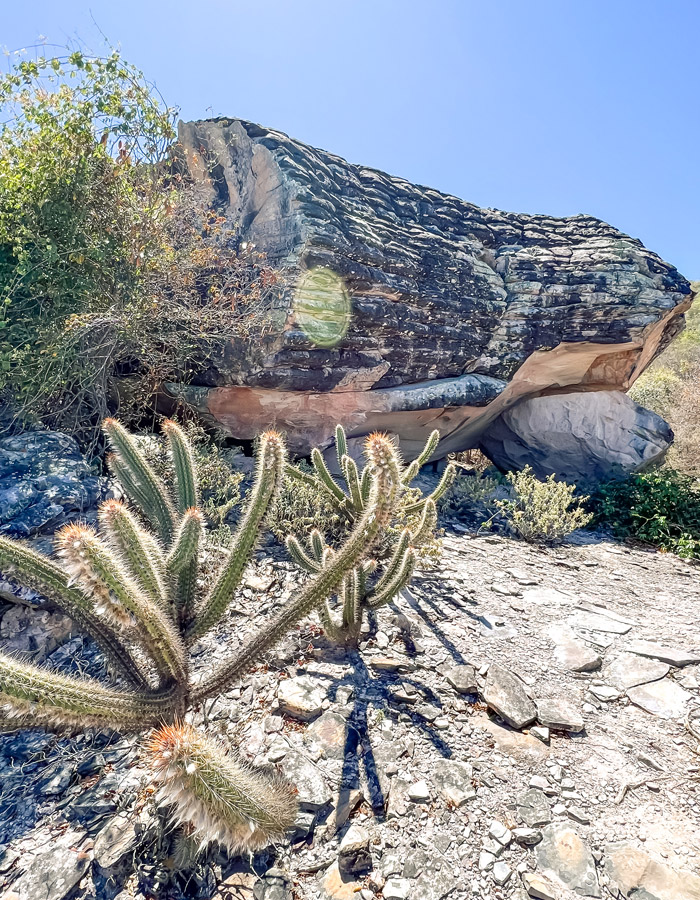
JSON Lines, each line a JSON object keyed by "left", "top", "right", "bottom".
{"left": 480, "top": 391, "right": 673, "bottom": 482}
{"left": 172, "top": 117, "right": 694, "bottom": 462}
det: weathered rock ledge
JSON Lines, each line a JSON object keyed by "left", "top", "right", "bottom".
{"left": 172, "top": 117, "right": 694, "bottom": 462}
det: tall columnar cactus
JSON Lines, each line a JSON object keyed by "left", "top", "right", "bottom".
{"left": 0, "top": 419, "right": 405, "bottom": 852}
{"left": 284, "top": 426, "right": 454, "bottom": 643}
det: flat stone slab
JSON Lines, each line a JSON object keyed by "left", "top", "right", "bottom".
{"left": 307, "top": 711, "right": 354, "bottom": 759}
{"left": 282, "top": 750, "right": 332, "bottom": 811}
{"left": 626, "top": 639, "right": 700, "bottom": 667}
{"left": 483, "top": 663, "right": 536, "bottom": 729}
{"left": 603, "top": 653, "right": 669, "bottom": 690}
{"left": 535, "top": 698, "right": 584, "bottom": 732}
{"left": 605, "top": 842, "right": 700, "bottom": 900}
{"left": 523, "top": 588, "right": 575, "bottom": 606}
{"left": 517, "top": 789, "right": 552, "bottom": 827}
{"left": 535, "top": 823, "right": 600, "bottom": 898}
{"left": 277, "top": 675, "right": 325, "bottom": 721}
{"left": 444, "top": 664, "right": 478, "bottom": 694}
{"left": 430, "top": 758, "right": 475, "bottom": 807}
{"left": 573, "top": 611, "right": 633, "bottom": 634}
{"left": 479, "top": 717, "right": 549, "bottom": 764}
{"left": 627, "top": 678, "right": 691, "bottom": 719}
{"left": 8, "top": 828, "right": 92, "bottom": 900}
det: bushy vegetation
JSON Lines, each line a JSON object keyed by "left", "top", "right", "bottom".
{"left": 0, "top": 49, "right": 278, "bottom": 451}
{"left": 439, "top": 471, "right": 502, "bottom": 521}
{"left": 496, "top": 466, "right": 592, "bottom": 544}
{"left": 591, "top": 469, "right": 700, "bottom": 559}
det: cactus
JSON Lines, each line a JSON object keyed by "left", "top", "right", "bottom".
{"left": 0, "top": 418, "right": 405, "bottom": 852}
{"left": 284, "top": 427, "right": 452, "bottom": 643}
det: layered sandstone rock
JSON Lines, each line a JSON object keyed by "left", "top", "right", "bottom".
{"left": 171, "top": 117, "right": 694, "bottom": 465}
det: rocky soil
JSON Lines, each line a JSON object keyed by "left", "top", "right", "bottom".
{"left": 0, "top": 521, "right": 699, "bottom": 900}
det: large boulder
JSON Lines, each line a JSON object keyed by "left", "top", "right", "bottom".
{"left": 170, "top": 117, "right": 694, "bottom": 459}
{"left": 480, "top": 391, "right": 673, "bottom": 482}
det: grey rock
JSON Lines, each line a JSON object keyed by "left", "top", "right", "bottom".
{"left": 483, "top": 663, "right": 537, "bottom": 729}
{"left": 517, "top": 789, "right": 552, "bottom": 827}
{"left": 605, "top": 841, "right": 700, "bottom": 899}
{"left": 307, "top": 711, "right": 353, "bottom": 759}
{"left": 0, "top": 606, "right": 74, "bottom": 664}
{"left": 535, "top": 823, "right": 600, "bottom": 897}
{"left": 8, "top": 827, "right": 92, "bottom": 900}
{"left": 407, "top": 779, "right": 431, "bottom": 802}
{"left": 170, "top": 117, "right": 690, "bottom": 464}
{"left": 431, "top": 758, "right": 475, "bottom": 807}
{"left": 0, "top": 430, "right": 107, "bottom": 538}
{"left": 574, "top": 611, "right": 633, "bottom": 634}
{"left": 522, "top": 872, "right": 558, "bottom": 900}
{"left": 512, "top": 827, "right": 543, "bottom": 846}
{"left": 383, "top": 878, "right": 411, "bottom": 900}
{"left": 282, "top": 750, "right": 332, "bottom": 811}
{"left": 627, "top": 678, "right": 691, "bottom": 719}
{"left": 549, "top": 625, "right": 602, "bottom": 672}
{"left": 445, "top": 664, "right": 478, "bottom": 694}
{"left": 93, "top": 812, "right": 141, "bottom": 871}
{"left": 481, "top": 391, "right": 672, "bottom": 482}
{"left": 277, "top": 675, "right": 324, "bottom": 721}
{"left": 492, "top": 861, "right": 512, "bottom": 885}
{"left": 626, "top": 639, "right": 700, "bottom": 667}
{"left": 535, "top": 698, "right": 585, "bottom": 733}
{"left": 603, "top": 653, "right": 669, "bottom": 690}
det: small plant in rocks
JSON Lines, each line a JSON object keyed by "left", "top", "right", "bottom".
{"left": 284, "top": 426, "right": 452, "bottom": 643}
{"left": 0, "top": 418, "right": 411, "bottom": 852}
{"left": 496, "top": 465, "right": 592, "bottom": 544}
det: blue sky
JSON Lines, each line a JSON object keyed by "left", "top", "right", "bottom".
{"left": 3, "top": 1, "right": 698, "bottom": 278}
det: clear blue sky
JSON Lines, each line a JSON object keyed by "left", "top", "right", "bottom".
{"left": 3, "top": 1, "right": 698, "bottom": 278}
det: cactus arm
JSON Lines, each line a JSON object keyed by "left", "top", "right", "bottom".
{"left": 162, "top": 420, "right": 199, "bottom": 514}
{"left": 167, "top": 509, "right": 204, "bottom": 574}
{"left": 360, "top": 466, "right": 372, "bottom": 505}
{"left": 283, "top": 463, "right": 318, "bottom": 489}
{"left": 310, "top": 529, "right": 326, "bottom": 564}
{"left": 374, "top": 529, "right": 411, "bottom": 594}
{"left": 342, "top": 456, "right": 364, "bottom": 511}
{"left": 99, "top": 500, "right": 168, "bottom": 609}
{"left": 103, "top": 419, "right": 176, "bottom": 543}
{"left": 0, "top": 537, "right": 148, "bottom": 689}
{"left": 335, "top": 425, "right": 348, "bottom": 472}
{"left": 410, "top": 499, "right": 438, "bottom": 547}
{"left": 400, "top": 430, "right": 441, "bottom": 486}
{"left": 147, "top": 723, "right": 297, "bottom": 852}
{"left": 285, "top": 536, "right": 321, "bottom": 574}
{"left": 311, "top": 448, "right": 348, "bottom": 504}
{"left": 192, "top": 434, "right": 401, "bottom": 702}
{"left": 187, "top": 432, "right": 285, "bottom": 642}
{"left": 367, "top": 548, "right": 417, "bottom": 609}
{"left": 0, "top": 653, "right": 178, "bottom": 730}
{"left": 56, "top": 525, "right": 187, "bottom": 685}
{"left": 341, "top": 569, "right": 360, "bottom": 628}
{"left": 319, "top": 600, "right": 344, "bottom": 643}
{"left": 402, "top": 463, "right": 456, "bottom": 514}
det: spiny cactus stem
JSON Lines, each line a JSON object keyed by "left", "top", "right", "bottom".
{"left": 103, "top": 419, "right": 176, "bottom": 543}
{"left": 192, "top": 441, "right": 400, "bottom": 702}
{"left": 403, "top": 463, "right": 456, "bottom": 514}
{"left": 0, "top": 536, "right": 148, "bottom": 689}
{"left": 341, "top": 569, "right": 360, "bottom": 628}
{"left": 368, "top": 548, "right": 417, "bottom": 609}
{"left": 284, "top": 463, "right": 319, "bottom": 489}
{"left": 0, "top": 653, "right": 178, "bottom": 730}
{"left": 99, "top": 500, "right": 168, "bottom": 609}
{"left": 310, "top": 529, "right": 326, "bottom": 563}
{"left": 335, "top": 424, "right": 348, "bottom": 470}
{"left": 410, "top": 499, "right": 438, "bottom": 546}
{"left": 146, "top": 723, "right": 298, "bottom": 852}
{"left": 342, "top": 455, "right": 364, "bottom": 511}
{"left": 163, "top": 420, "right": 199, "bottom": 514}
{"left": 285, "top": 536, "right": 321, "bottom": 574}
{"left": 188, "top": 432, "right": 285, "bottom": 642}
{"left": 57, "top": 526, "right": 187, "bottom": 685}
{"left": 373, "top": 528, "right": 411, "bottom": 595}
{"left": 311, "top": 448, "right": 348, "bottom": 504}
{"left": 414, "top": 429, "right": 441, "bottom": 471}
{"left": 167, "top": 509, "right": 204, "bottom": 574}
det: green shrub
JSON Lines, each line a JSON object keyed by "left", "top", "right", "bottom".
{"left": 439, "top": 472, "right": 501, "bottom": 521}
{"left": 496, "top": 466, "right": 592, "bottom": 544}
{"left": 267, "top": 460, "right": 345, "bottom": 544}
{"left": 591, "top": 468, "right": 700, "bottom": 558}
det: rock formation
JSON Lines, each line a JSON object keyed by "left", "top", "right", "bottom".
{"left": 480, "top": 391, "right": 673, "bottom": 482}
{"left": 172, "top": 117, "right": 694, "bottom": 470}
